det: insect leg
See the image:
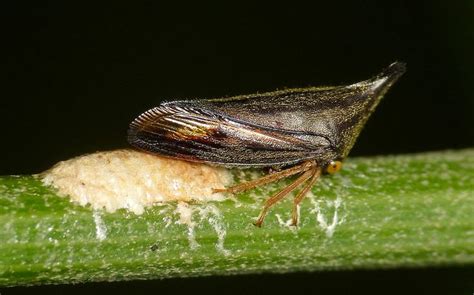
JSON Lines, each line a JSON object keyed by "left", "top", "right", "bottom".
{"left": 213, "top": 161, "right": 314, "bottom": 194}
{"left": 254, "top": 168, "right": 314, "bottom": 227}
{"left": 290, "top": 167, "right": 321, "bottom": 226}
{"left": 268, "top": 166, "right": 282, "bottom": 174}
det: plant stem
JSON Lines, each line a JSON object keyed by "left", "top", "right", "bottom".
{"left": 1, "top": 149, "right": 473, "bottom": 287}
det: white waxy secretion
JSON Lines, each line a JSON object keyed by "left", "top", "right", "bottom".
{"left": 41, "top": 149, "right": 232, "bottom": 214}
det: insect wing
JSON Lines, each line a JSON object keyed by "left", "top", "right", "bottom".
{"left": 128, "top": 104, "right": 332, "bottom": 167}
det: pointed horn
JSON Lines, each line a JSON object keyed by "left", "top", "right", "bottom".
{"left": 367, "top": 61, "right": 406, "bottom": 96}
{"left": 337, "top": 62, "right": 406, "bottom": 158}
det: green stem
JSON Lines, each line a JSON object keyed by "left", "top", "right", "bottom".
{"left": 1, "top": 149, "right": 474, "bottom": 287}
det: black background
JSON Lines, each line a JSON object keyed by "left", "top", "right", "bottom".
{"left": 2, "top": 1, "right": 474, "bottom": 294}
{"left": 5, "top": 268, "right": 474, "bottom": 295}
{"left": 3, "top": 1, "right": 474, "bottom": 175}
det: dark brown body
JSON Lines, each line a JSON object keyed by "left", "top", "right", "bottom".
{"left": 128, "top": 62, "right": 406, "bottom": 169}
{"left": 128, "top": 62, "right": 405, "bottom": 227}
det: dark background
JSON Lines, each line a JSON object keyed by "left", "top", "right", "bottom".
{"left": 3, "top": 1, "right": 474, "bottom": 175}
{"left": 2, "top": 1, "right": 474, "bottom": 294}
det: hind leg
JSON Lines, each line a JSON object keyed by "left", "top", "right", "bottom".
{"left": 213, "top": 161, "right": 314, "bottom": 194}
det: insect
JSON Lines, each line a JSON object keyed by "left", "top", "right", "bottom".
{"left": 128, "top": 62, "right": 406, "bottom": 227}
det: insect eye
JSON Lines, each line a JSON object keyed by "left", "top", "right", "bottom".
{"left": 326, "top": 161, "right": 342, "bottom": 174}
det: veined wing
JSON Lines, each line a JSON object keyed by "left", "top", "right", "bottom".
{"left": 128, "top": 103, "right": 332, "bottom": 167}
